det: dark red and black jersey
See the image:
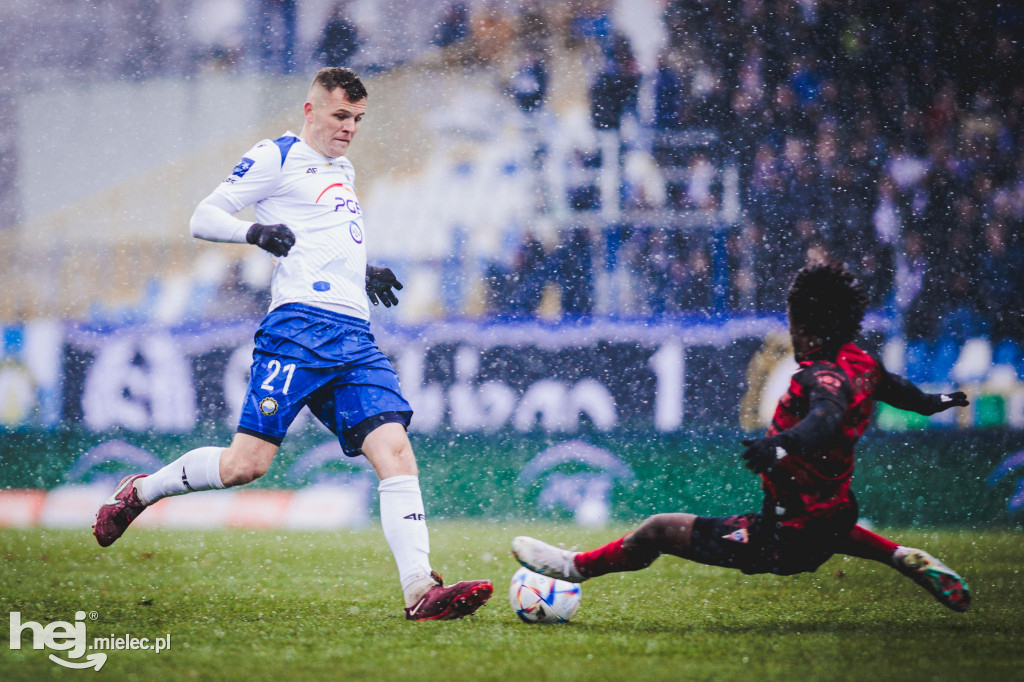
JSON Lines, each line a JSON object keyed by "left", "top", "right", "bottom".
{"left": 761, "top": 342, "right": 882, "bottom": 529}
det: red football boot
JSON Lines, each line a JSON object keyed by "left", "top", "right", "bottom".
{"left": 93, "top": 474, "right": 148, "bottom": 547}
{"left": 404, "top": 571, "right": 493, "bottom": 621}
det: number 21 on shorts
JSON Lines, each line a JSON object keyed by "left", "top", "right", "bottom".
{"left": 261, "top": 360, "right": 296, "bottom": 394}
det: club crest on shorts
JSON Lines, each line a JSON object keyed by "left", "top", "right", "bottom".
{"left": 722, "top": 528, "right": 750, "bottom": 544}
{"left": 259, "top": 396, "right": 279, "bottom": 416}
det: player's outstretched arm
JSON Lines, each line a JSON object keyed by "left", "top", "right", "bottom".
{"left": 189, "top": 192, "right": 294, "bottom": 258}
{"left": 740, "top": 397, "right": 842, "bottom": 476}
{"left": 741, "top": 365, "right": 847, "bottom": 476}
{"left": 875, "top": 369, "right": 969, "bottom": 416}
{"left": 366, "top": 265, "right": 403, "bottom": 307}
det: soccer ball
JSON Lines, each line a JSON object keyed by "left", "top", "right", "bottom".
{"left": 509, "top": 566, "right": 581, "bottom": 623}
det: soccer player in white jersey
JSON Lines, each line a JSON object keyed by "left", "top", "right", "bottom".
{"left": 93, "top": 67, "right": 493, "bottom": 621}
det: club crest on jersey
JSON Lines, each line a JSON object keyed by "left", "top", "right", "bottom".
{"left": 232, "top": 157, "right": 255, "bottom": 178}
{"left": 722, "top": 528, "right": 749, "bottom": 544}
{"left": 818, "top": 372, "right": 844, "bottom": 395}
{"left": 259, "top": 397, "right": 278, "bottom": 416}
{"left": 349, "top": 221, "right": 363, "bottom": 244}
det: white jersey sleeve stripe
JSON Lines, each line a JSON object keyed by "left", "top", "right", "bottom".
{"left": 190, "top": 192, "right": 252, "bottom": 244}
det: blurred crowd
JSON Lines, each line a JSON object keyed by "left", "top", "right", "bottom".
{"left": 5, "top": 0, "right": 1023, "bottom": 358}
{"left": 469, "top": 0, "right": 1024, "bottom": 358}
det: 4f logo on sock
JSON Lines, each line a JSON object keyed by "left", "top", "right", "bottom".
{"left": 403, "top": 513, "right": 425, "bottom": 521}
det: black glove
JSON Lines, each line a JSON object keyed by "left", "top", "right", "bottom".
{"left": 246, "top": 223, "right": 295, "bottom": 257}
{"left": 365, "top": 265, "right": 403, "bottom": 307}
{"left": 922, "top": 391, "right": 969, "bottom": 416}
{"left": 741, "top": 437, "right": 789, "bottom": 475}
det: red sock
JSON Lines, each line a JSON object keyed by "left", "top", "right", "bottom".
{"left": 839, "top": 525, "right": 899, "bottom": 564}
{"left": 574, "top": 535, "right": 658, "bottom": 578}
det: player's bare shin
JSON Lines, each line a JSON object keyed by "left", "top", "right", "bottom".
{"left": 626, "top": 513, "right": 698, "bottom": 557}
{"left": 218, "top": 433, "right": 280, "bottom": 487}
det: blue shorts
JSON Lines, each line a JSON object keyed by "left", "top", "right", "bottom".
{"left": 237, "top": 303, "right": 412, "bottom": 456}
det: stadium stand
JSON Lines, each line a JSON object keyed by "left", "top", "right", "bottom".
{"left": 1, "top": 0, "right": 1022, "bottom": 383}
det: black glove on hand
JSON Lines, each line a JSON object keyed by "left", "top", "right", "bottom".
{"left": 741, "top": 437, "right": 789, "bottom": 475}
{"left": 366, "top": 265, "right": 403, "bottom": 307}
{"left": 246, "top": 223, "right": 295, "bottom": 257}
{"left": 923, "top": 391, "right": 969, "bottom": 415}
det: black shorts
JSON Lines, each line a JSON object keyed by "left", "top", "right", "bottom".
{"left": 689, "top": 508, "right": 857, "bottom": 576}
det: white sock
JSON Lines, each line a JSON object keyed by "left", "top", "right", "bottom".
{"left": 136, "top": 447, "right": 226, "bottom": 506}
{"left": 378, "top": 474, "right": 434, "bottom": 607}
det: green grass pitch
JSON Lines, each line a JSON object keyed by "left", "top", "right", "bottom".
{"left": 1, "top": 523, "right": 1021, "bottom": 681}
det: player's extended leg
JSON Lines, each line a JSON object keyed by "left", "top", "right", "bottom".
{"left": 513, "top": 513, "right": 696, "bottom": 582}
{"left": 361, "top": 422, "right": 493, "bottom": 621}
{"left": 838, "top": 524, "right": 971, "bottom": 612}
{"left": 92, "top": 434, "right": 277, "bottom": 547}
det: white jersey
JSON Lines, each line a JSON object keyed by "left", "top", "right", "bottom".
{"left": 212, "top": 131, "right": 369, "bottom": 318}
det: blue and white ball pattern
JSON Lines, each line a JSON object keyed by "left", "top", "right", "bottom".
{"left": 509, "top": 566, "right": 582, "bottom": 623}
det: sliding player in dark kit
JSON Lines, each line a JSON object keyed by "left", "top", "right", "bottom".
{"left": 514, "top": 262, "right": 971, "bottom": 612}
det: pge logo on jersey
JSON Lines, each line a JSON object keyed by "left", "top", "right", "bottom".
{"left": 315, "top": 183, "right": 362, "bottom": 217}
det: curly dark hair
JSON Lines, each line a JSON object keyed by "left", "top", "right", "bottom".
{"left": 310, "top": 67, "right": 367, "bottom": 102}
{"left": 787, "top": 262, "right": 868, "bottom": 349}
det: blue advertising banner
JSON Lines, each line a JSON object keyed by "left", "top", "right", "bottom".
{"left": 55, "top": 316, "right": 1024, "bottom": 435}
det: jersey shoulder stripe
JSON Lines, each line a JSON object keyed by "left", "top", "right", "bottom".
{"left": 274, "top": 135, "right": 301, "bottom": 166}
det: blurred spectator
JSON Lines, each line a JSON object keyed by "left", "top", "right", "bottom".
{"left": 203, "top": 261, "right": 269, "bottom": 321}
{"left": 977, "top": 220, "right": 1024, "bottom": 344}
{"left": 516, "top": 0, "right": 551, "bottom": 52}
{"left": 434, "top": 2, "right": 471, "bottom": 48}
{"left": 589, "top": 33, "right": 640, "bottom": 131}
{"left": 189, "top": 0, "right": 246, "bottom": 70}
{"left": 317, "top": 2, "right": 360, "bottom": 67}
{"left": 899, "top": 231, "right": 938, "bottom": 341}
{"left": 769, "top": 83, "right": 814, "bottom": 143}
{"left": 653, "top": 52, "right": 685, "bottom": 132}
{"left": 778, "top": 137, "right": 820, "bottom": 225}
{"left": 685, "top": 153, "right": 719, "bottom": 211}
{"left": 485, "top": 233, "right": 549, "bottom": 318}
{"left": 725, "top": 88, "right": 766, "bottom": 187}
{"left": 568, "top": 1, "right": 611, "bottom": 47}
{"left": 641, "top": 228, "right": 679, "bottom": 314}
{"left": 258, "top": 0, "right": 297, "bottom": 74}
{"left": 470, "top": 3, "right": 517, "bottom": 65}
{"left": 873, "top": 177, "right": 902, "bottom": 247}
{"left": 786, "top": 54, "right": 823, "bottom": 108}
{"left": 676, "top": 242, "right": 714, "bottom": 313}
{"left": 745, "top": 144, "right": 783, "bottom": 228}
{"left": 856, "top": 248, "right": 895, "bottom": 312}
{"left": 552, "top": 227, "right": 594, "bottom": 316}
{"left": 565, "top": 149, "right": 603, "bottom": 212}
{"left": 727, "top": 223, "right": 760, "bottom": 314}
{"left": 933, "top": 227, "right": 983, "bottom": 342}
{"left": 507, "top": 51, "right": 548, "bottom": 115}
{"left": 681, "top": 62, "right": 728, "bottom": 130}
